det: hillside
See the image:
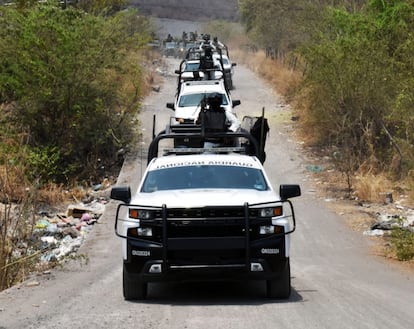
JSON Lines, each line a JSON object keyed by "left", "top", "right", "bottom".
{"left": 128, "top": 0, "right": 239, "bottom": 21}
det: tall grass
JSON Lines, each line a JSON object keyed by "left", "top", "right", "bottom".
{"left": 232, "top": 49, "right": 301, "bottom": 99}
{"left": 0, "top": 157, "right": 38, "bottom": 290}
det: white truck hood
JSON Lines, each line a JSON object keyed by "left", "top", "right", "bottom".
{"left": 174, "top": 105, "right": 200, "bottom": 120}
{"left": 130, "top": 189, "right": 280, "bottom": 208}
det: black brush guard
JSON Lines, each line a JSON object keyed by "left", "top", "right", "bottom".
{"left": 147, "top": 124, "right": 260, "bottom": 164}
{"left": 114, "top": 200, "right": 296, "bottom": 272}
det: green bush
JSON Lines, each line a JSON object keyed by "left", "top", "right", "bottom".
{"left": 25, "top": 146, "right": 61, "bottom": 183}
{"left": 296, "top": 2, "right": 414, "bottom": 178}
{"left": 0, "top": 3, "right": 152, "bottom": 183}
{"left": 390, "top": 228, "right": 414, "bottom": 261}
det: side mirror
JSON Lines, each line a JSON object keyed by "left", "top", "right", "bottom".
{"left": 232, "top": 100, "right": 241, "bottom": 107}
{"left": 110, "top": 186, "right": 131, "bottom": 203}
{"left": 166, "top": 102, "right": 175, "bottom": 110}
{"left": 232, "top": 63, "right": 237, "bottom": 67}
{"left": 174, "top": 69, "right": 181, "bottom": 74}
{"left": 280, "top": 184, "right": 301, "bottom": 200}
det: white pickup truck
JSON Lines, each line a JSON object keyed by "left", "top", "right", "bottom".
{"left": 111, "top": 127, "right": 300, "bottom": 300}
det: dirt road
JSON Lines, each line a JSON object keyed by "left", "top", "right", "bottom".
{"left": 1, "top": 54, "right": 413, "bottom": 329}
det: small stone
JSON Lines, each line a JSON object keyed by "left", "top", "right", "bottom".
{"left": 61, "top": 227, "right": 81, "bottom": 238}
{"left": 26, "top": 281, "right": 40, "bottom": 287}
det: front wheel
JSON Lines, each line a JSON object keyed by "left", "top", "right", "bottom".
{"left": 266, "top": 259, "right": 291, "bottom": 299}
{"left": 123, "top": 264, "right": 147, "bottom": 300}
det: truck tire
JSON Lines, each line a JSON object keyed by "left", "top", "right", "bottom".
{"left": 123, "top": 265, "right": 147, "bottom": 300}
{"left": 226, "top": 76, "right": 233, "bottom": 90}
{"left": 266, "top": 259, "right": 291, "bottom": 299}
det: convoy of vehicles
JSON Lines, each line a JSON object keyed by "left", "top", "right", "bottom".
{"left": 111, "top": 33, "right": 301, "bottom": 301}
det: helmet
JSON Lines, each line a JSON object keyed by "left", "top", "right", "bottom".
{"left": 207, "top": 93, "right": 222, "bottom": 108}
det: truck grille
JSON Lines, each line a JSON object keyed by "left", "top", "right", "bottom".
{"left": 134, "top": 206, "right": 268, "bottom": 242}
{"left": 157, "top": 206, "right": 259, "bottom": 219}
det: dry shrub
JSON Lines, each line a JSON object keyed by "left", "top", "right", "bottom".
{"left": 68, "top": 185, "right": 89, "bottom": 203}
{"left": 290, "top": 85, "right": 323, "bottom": 145}
{"left": 232, "top": 49, "right": 301, "bottom": 100}
{"left": 407, "top": 170, "right": 414, "bottom": 200}
{"left": 230, "top": 49, "right": 251, "bottom": 66}
{"left": 0, "top": 164, "right": 30, "bottom": 203}
{"left": 226, "top": 34, "right": 251, "bottom": 52}
{"left": 36, "top": 183, "right": 67, "bottom": 205}
{"left": 135, "top": 52, "right": 163, "bottom": 97}
{"left": 353, "top": 173, "right": 393, "bottom": 203}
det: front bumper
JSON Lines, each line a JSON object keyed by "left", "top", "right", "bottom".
{"left": 124, "top": 234, "right": 288, "bottom": 283}
{"left": 116, "top": 201, "right": 296, "bottom": 283}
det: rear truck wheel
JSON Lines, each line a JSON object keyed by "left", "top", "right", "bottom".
{"left": 225, "top": 77, "right": 233, "bottom": 90}
{"left": 228, "top": 79, "right": 233, "bottom": 90}
{"left": 123, "top": 264, "right": 147, "bottom": 300}
{"left": 266, "top": 259, "right": 291, "bottom": 299}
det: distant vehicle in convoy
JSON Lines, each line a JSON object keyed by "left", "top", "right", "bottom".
{"left": 163, "top": 41, "right": 178, "bottom": 57}
{"left": 147, "top": 39, "right": 161, "bottom": 50}
{"left": 176, "top": 41, "right": 198, "bottom": 59}
{"left": 110, "top": 123, "right": 301, "bottom": 300}
{"left": 213, "top": 53, "right": 237, "bottom": 90}
{"left": 166, "top": 80, "right": 240, "bottom": 124}
{"left": 182, "top": 34, "right": 236, "bottom": 90}
{"left": 174, "top": 58, "right": 224, "bottom": 84}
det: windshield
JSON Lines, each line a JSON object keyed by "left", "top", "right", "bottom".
{"left": 141, "top": 165, "right": 268, "bottom": 192}
{"left": 184, "top": 62, "right": 200, "bottom": 71}
{"left": 165, "top": 42, "right": 176, "bottom": 49}
{"left": 221, "top": 58, "right": 230, "bottom": 65}
{"left": 178, "top": 93, "right": 229, "bottom": 107}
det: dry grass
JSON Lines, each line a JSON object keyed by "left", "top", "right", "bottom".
{"left": 353, "top": 174, "right": 394, "bottom": 204}
{"left": 136, "top": 51, "right": 163, "bottom": 95}
{"left": 36, "top": 183, "right": 71, "bottom": 205}
{"left": 0, "top": 164, "right": 28, "bottom": 203}
{"left": 232, "top": 49, "right": 302, "bottom": 99}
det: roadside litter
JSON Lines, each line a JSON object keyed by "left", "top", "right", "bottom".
{"left": 363, "top": 209, "right": 414, "bottom": 236}
{"left": 32, "top": 197, "right": 108, "bottom": 264}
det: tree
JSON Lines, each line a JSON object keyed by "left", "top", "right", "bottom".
{"left": 238, "top": 0, "right": 367, "bottom": 56}
{"left": 299, "top": 1, "right": 414, "bottom": 176}
{"left": 0, "top": 3, "right": 152, "bottom": 182}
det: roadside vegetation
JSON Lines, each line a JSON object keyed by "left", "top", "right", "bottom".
{"left": 236, "top": 0, "right": 414, "bottom": 261}
{"left": 0, "top": 0, "right": 155, "bottom": 290}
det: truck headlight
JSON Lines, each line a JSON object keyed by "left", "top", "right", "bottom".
{"left": 259, "top": 225, "right": 284, "bottom": 235}
{"left": 259, "top": 206, "right": 283, "bottom": 217}
{"left": 128, "top": 227, "right": 153, "bottom": 237}
{"left": 129, "top": 209, "right": 154, "bottom": 220}
{"left": 137, "top": 227, "right": 153, "bottom": 236}
{"left": 259, "top": 225, "right": 274, "bottom": 234}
